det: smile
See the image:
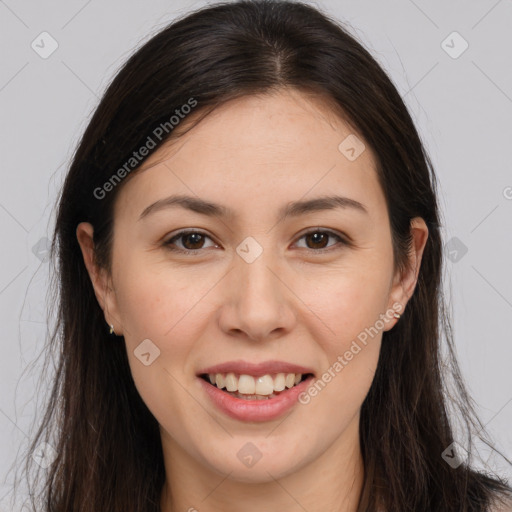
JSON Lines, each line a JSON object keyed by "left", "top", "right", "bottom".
{"left": 196, "top": 361, "right": 315, "bottom": 422}
{"left": 200, "top": 372, "right": 312, "bottom": 400}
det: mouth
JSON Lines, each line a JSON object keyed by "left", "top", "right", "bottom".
{"left": 196, "top": 360, "right": 316, "bottom": 421}
{"left": 199, "top": 372, "right": 315, "bottom": 401}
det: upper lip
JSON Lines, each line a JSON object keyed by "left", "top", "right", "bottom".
{"left": 198, "top": 360, "right": 315, "bottom": 377}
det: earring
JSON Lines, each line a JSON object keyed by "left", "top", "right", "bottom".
{"left": 109, "top": 324, "right": 116, "bottom": 335}
{"left": 393, "top": 312, "right": 401, "bottom": 319}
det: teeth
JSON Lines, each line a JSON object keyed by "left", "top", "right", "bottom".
{"left": 225, "top": 372, "right": 238, "bottom": 392}
{"left": 215, "top": 373, "right": 225, "bottom": 389}
{"left": 205, "top": 372, "right": 306, "bottom": 395}
{"left": 238, "top": 375, "right": 256, "bottom": 394}
{"left": 255, "top": 375, "right": 274, "bottom": 395}
{"left": 274, "top": 373, "right": 286, "bottom": 391}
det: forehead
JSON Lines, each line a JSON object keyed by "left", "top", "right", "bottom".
{"left": 115, "top": 89, "right": 386, "bottom": 224}
{"left": 145, "top": 89, "right": 369, "bottom": 167}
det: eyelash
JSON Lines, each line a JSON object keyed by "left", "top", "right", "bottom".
{"left": 163, "top": 228, "right": 349, "bottom": 255}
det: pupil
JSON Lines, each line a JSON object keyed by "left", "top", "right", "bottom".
{"left": 308, "top": 232, "right": 327, "bottom": 249}
{"left": 184, "top": 233, "right": 203, "bottom": 249}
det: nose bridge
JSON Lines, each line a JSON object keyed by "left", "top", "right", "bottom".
{"left": 221, "top": 235, "right": 295, "bottom": 340}
{"left": 236, "top": 236, "right": 282, "bottom": 305}
{"left": 239, "top": 250, "right": 276, "bottom": 294}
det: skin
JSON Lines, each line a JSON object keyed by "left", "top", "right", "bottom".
{"left": 77, "top": 88, "right": 428, "bottom": 512}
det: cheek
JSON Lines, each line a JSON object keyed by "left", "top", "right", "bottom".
{"left": 112, "top": 267, "right": 208, "bottom": 428}
{"left": 297, "top": 259, "right": 391, "bottom": 406}
{"left": 297, "top": 272, "right": 386, "bottom": 434}
{"left": 303, "top": 261, "right": 393, "bottom": 346}
{"left": 114, "top": 257, "right": 208, "bottom": 341}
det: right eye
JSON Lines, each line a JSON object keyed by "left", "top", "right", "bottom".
{"left": 163, "top": 230, "right": 219, "bottom": 255}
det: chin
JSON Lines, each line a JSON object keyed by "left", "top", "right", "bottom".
{"left": 199, "top": 440, "right": 310, "bottom": 483}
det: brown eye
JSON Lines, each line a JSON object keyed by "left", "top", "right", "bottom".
{"left": 164, "top": 230, "right": 218, "bottom": 254}
{"left": 295, "top": 229, "right": 347, "bottom": 252}
{"left": 304, "top": 232, "right": 329, "bottom": 249}
{"left": 179, "top": 232, "right": 206, "bottom": 250}
{"left": 163, "top": 228, "right": 347, "bottom": 255}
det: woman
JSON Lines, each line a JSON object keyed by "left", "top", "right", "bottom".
{"left": 15, "top": 0, "right": 512, "bottom": 510}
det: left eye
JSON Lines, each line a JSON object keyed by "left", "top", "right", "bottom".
{"left": 163, "top": 229, "right": 346, "bottom": 254}
{"left": 294, "top": 229, "right": 346, "bottom": 251}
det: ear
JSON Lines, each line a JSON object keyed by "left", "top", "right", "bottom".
{"left": 384, "top": 217, "right": 429, "bottom": 330}
{"left": 76, "top": 222, "right": 123, "bottom": 335}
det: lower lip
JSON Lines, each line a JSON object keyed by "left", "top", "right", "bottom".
{"left": 198, "top": 376, "right": 314, "bottom": 422}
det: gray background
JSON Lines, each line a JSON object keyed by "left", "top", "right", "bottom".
{"left": 1, "top": 0, "right": 511, "bottom": 507}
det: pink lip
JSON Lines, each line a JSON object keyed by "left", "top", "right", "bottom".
{"left": 198, "top": 374, "right": 315, "bottom": 422}
{"left": 197, "top": 359, "right": 314, "bottom": 377}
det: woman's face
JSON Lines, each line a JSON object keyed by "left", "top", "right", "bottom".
{"left": 79, "top": 88, "right": 427, "bottom": 484}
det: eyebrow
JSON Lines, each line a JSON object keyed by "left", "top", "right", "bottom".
{"left": 138, "top": 193, "right": 369, "bottom": 221}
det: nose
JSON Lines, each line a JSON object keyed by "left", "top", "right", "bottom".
{"left": 217, "top": 249, "right": 297, "bottom": 343}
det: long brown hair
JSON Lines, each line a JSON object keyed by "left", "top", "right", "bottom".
{"left": 12, "top": 1, "right": 511, "bottom": 510}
